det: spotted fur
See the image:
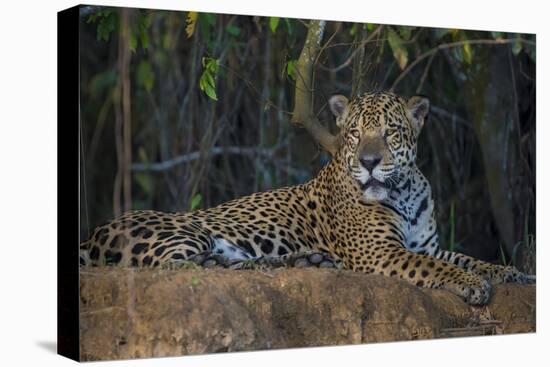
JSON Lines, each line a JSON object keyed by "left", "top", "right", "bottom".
{"left": 80, "top": 91, "right": 534, "bottom": 305}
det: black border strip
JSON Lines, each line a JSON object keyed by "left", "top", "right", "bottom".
{"left": 57, "top": 4, "right": 80, "bottom": 361}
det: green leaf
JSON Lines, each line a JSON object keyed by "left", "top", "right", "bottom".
{"left": 137, "top": 60, "right": 154, "bottom": 92}
{"left": 190, "top": 276, "right": 201, "bottom": 286}
{"left": 129, "top": 32, "right": 137, "bottom": 52}
{"left": 269, "top": 17, "right": 280, "bottom": 33}
{"left": 135, "top": 173, "right": 153, "bottom": 195}
{"left": 206, "top": 58, "right": 219, "bottom": 73}
{"left": 87, "top": 14, "right": 98, "bottom": 23}
{"left": 284, "top": 18, "right": 293, "bottom": 35}
{"left": 434, "top": 28, "right": 450, "bottom": 40}
{"left": 463, "top": 42, "right": 472, "bottom": 64}
{"left": 387, "top": 27, "right": 408, "bottom": 70}
{"left": 199, "top": 58, "right": 219, "bottom": 101}
{"left": 350, "top": 23, "right": 358, "bottom": 36}
{"left": 226, "top": 24, "right": 240, "bottom": 36}
{"left": 88, "top": 70, "right": 117, "bottom": 98}
{"left": 202, "top": 13, "right": 216, "bottom": 26}
{"left": 190, "top": 193, "right": 202, "bottom": 211}
{"left": 526, "top": 44, "right": 535, "bottom": 62}
{"left": 135, "top": 147, "right": 153, "bottom": 194}
{"left": 398, "top": 26, "right": 414, "bottom": 41}
{"left": 204, "top": 84, "right": 217, "bottom": 100}
{"left": 512, "top": 38, "right": 523, "bottom": 56}
{"left": 198, "top": 76, "right": 205, "bottom": 91}
{"left": 499, "top": 242, "right": 509, "bottom": 266}
{"left": 140, "top": 31, "right": 149, "bottom": 49}
{"left": 449, "top": 200, "right": 455, "bottom": 252}
{"left": 366, "top": 23, "right": 375, "bottom": 31}
{"left": 96, "top": 11, "right": 117, "bottom": 42}
{"left": 286, "top": 59, "right": 297, "bottom": 80}
{"left": 491, "top": 31, "right": 504, "bottom": 40}
{"left": 138, "top": 147, "right": 148, "bottom": 163}
{"left": 203, "top": 72, "right": 215, "bottom": 89}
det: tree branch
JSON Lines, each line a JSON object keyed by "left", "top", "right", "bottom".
{"left": 391, "top": 38, "right": 535, "bottom": 92}
{"left": 131, "top": 146, "right": 281, "bottom": 172}
{"left": 291, "top": 20, "right": 339, "bottom": 155}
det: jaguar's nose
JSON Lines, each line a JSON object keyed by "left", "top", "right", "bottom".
{"left": 359, "top": 155, "right": 382, "bottom": 172}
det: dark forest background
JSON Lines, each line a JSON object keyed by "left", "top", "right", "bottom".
{"left": 79, "top": 6, "right": 536, "bottom": 272}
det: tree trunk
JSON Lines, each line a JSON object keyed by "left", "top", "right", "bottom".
{"left": 463, "top": 47, "right": 520, "bottom": 264}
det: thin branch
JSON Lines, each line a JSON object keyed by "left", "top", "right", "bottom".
{"left": 391, "top": 38, "right": 535, "bottom": 91}
{"left": 218, "top": 63, "right": 292, "bottom": 116}
{"left": 131, "top": 146, "right": 282, "bottom": 172}
{"left": 416, "top": 51, "right": 436, "bottom": 94}
{"left": 319, "top": 25, "right": 384, "bottom": 73}
{"left": 430, "top": 106, "right": 473, "bottom": 130}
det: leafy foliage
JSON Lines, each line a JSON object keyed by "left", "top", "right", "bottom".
{"left": 87, "top": 8, "right": 151, "bottom": 52}
{"left": 199, "top": 57, "right": 219, "bottom": 101}
{"left": 131, "top": 12, "right": 152, "bottom": 51}
{"left": 185, "top": 12, "right": 198, "bottom": 38}
{"left": 387, "top": 27, "right": 408, "bottom": 70}
{"left": 285, "top": 60, "right": 297, "bottom": 80}
{"left": 87, "top": 9, "right": 118, "bottom": 42}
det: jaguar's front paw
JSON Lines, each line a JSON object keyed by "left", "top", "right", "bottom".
{"left": 464, "top": 277, "right": 492, "bottom": 305}
{"left": 446, "top": 273, "right": 492, "bottom": 305}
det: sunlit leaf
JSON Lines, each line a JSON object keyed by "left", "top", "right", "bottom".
{"left": 366, "top": 23, "right": 375, "bottom": 31}
{"left": 137, "top": 60, "right": 154, "bottom": 92}
{"left": 398, "top": 26, "right": 414, "bottom": 41}
{"left": 190, "top": 193, "right": 202, "bottom": 211}
{"left": 203, "top": 72, "right": 215, "bottom": 89}
{"left": 269, "top": 17, "right": 280, "bottom": 33}
{"left": 199, "top": 58, "right": 219, "bottom": 101}
{"left": 512, "top": 38, "right": 523, "bottom": 56}
{"left": 136, "top": 173, "right": 153, "bottom": 195}
{"left": 204, "top": 84, "right": 217, "bottom": 100}
{"left": 463, "top": 42, "right": 472, "bottom": 64}
{"left": 387, "top": 27, "right": 408, "bottom": 70}
{"left": 139, "top": 28, "right": 149, "bottom": 49}
{"left": 190, "top": 276, "right": 201, "bottom": 286}
{"left": 129, "top": 32, "right": 137, "bottom": 52}
{"left": 185, "top": 12, "right": 198, "bottom": 38}
{"left": 87, "top": 14, "right": 98, "bottom": 23}
{"left": 491, "top": 31, "right": 504, "bottom": 40}
{"left": 138, "top": 147, "right": 148, "bottom": 163}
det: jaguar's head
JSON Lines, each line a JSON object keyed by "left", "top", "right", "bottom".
{"left": 329, "top": 91, "right": 430, "bottom": 202}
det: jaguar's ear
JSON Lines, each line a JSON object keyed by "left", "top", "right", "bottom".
{"left": 329, "top": 94, "right": 349, "bottom": 128}
{"left": 407, "top": 96, "right": 430, "bottom": 135}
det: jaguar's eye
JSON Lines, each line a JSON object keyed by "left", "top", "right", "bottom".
{"left": 351, "top": 130, "right": 360, "bottom": 138}
{"left": 386, "top": 129, "right": 401, "bottom": 149}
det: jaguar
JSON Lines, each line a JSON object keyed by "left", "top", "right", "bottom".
{"left": 80, "top": 91, "right": 535, "bottom": 305}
